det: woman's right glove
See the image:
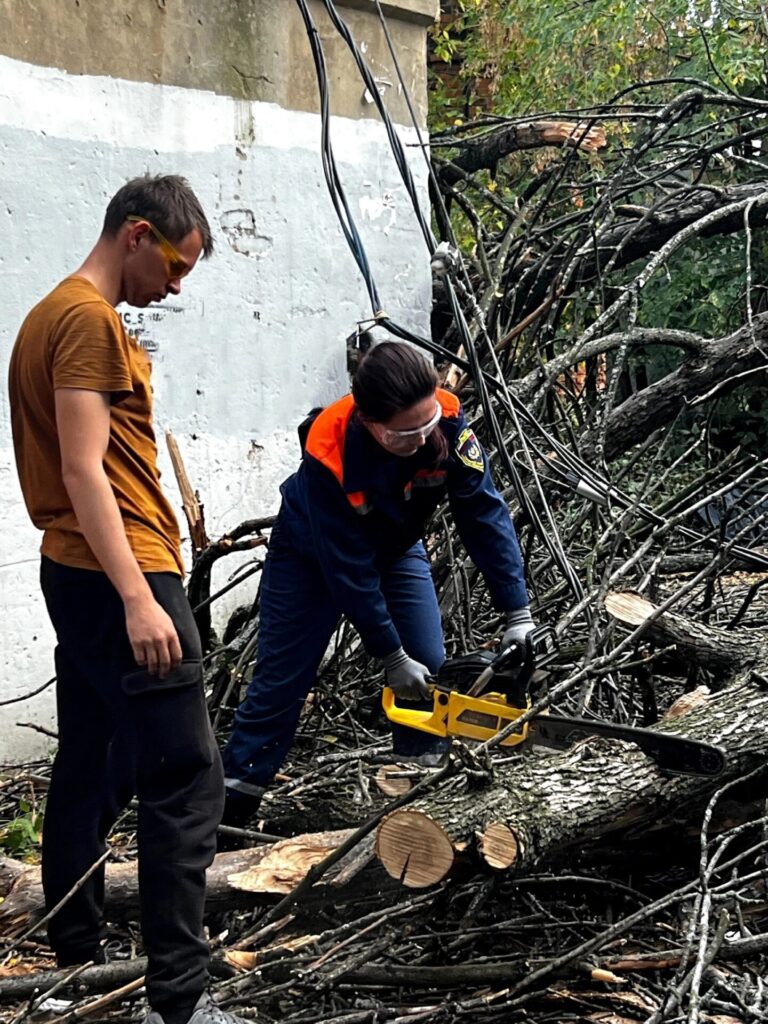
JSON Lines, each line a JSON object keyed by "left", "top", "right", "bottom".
{"left": 383, "top": 647, "right": 432, "bottom": 701}
{"left": 502, "top": 607, "right": 535, "bottom": 649}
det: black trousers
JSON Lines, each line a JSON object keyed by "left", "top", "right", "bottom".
{"left": 40, "top": 557, "right": 224, "bottom": 1013}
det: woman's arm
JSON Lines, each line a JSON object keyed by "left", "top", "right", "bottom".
{"left": 302, "top": 456, "right": 402, "bottom": 658}
{"left": 446, "top": 415, "right": 530, "bottom": 614}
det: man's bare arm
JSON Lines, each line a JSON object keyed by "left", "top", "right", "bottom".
{"left": 55, "top": 387, "right": 182, "bottom": 677}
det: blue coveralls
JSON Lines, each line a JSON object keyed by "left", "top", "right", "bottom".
{"left": 222, "top": 389, "right": 529, "bottom": 798}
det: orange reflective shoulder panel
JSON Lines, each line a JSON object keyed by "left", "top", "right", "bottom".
{"left": 437, "top": 388, "right": 460, "bottom": 419}
{"left": 304, "top": 395, "right": 357, "bottom": 485}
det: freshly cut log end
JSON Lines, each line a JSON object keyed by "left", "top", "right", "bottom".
{"left": 604, "top": 591, "right": 656, "bottom": 625}
{"left": 376, "top": 810, "right": 455, "bottom": 888}
{"left": 477, "top": 821, "right": 519, "bottom": 870}
{"left": 375, "top": 764, "right": 413, "bottom": 797}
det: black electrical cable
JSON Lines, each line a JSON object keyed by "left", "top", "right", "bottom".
{"left": 372, "top": 0, "right": 463, "bottom": 255}
{"left": 295, "top": 0, "right": 768, "bottom": 577}
{"left": 312, "top": 0, "right": 588, "bottom": 599}
{"left": 293, "top": 0, "right": 383, "bottom": 315}
{"left": 314, "top": 0, "right": 436, "bottom": 254}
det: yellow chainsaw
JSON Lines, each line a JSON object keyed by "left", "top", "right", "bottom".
{"left": 383, "top": 625, "right": 724, "bottom": 777}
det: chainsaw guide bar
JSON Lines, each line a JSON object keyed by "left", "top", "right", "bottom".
{"left": 527, "top": 714, "right": 725, "bottom": 777}
{"left": 383, "top": 625, "right": 726, "bottom": 779}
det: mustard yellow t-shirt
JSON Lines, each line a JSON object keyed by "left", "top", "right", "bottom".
{"left": 9, "top": 276, "right": 183, "bottom": 575}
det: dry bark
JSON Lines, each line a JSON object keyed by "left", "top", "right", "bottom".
{"left": 436, "top": 119, "right": 607, "bottom": 186}
{"left": 0, "top": 829, "right": 357, "bottom": 932}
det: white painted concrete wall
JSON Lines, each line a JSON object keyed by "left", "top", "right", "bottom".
{"left": 0, "top": 54, "right": 432, "bottom": 761}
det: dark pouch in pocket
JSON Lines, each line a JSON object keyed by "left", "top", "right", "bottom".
{"left": 121, "top": 659, "right": 214, "bottom": 777}
{"left": 122, "top": 659, "right": 202, "bottom": 696}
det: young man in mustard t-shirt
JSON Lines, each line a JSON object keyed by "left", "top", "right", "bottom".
{"left": 9, "top": 175, "right": 244, "bottom": 1024}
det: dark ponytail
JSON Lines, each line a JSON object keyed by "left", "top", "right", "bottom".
{"left": 352, "top": 342, "right": 438, "bottom": 422}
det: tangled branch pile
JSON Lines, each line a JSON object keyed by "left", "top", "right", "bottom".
{"left": 4, "top": 78, "right": 768, "bottom": 1024}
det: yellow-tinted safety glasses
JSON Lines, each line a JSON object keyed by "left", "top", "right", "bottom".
{"left": 126, "top": 215, "right": 190, "bottom": 278}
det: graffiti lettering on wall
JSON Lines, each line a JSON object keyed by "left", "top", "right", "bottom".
{"left": 121, "top": 303, "right": 197, "bottom": 353}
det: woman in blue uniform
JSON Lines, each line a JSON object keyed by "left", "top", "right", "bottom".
{"left": 222, "top": 342, "right": 533, "bottom": 820}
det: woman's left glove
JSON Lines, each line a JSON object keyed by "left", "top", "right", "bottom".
{"left": 502, "top": 607, "right": 535, "bottom": 649}
{"left": 383, "top": 647, "right": 432, "bottom": 701}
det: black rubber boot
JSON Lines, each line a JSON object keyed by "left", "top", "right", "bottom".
{"left": 216, "top": 788, "right": 265, "bottom": 851}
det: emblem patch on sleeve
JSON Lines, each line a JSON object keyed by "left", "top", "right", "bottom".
{"left": 456, "top": 428, "right": 484, "bottom": 471}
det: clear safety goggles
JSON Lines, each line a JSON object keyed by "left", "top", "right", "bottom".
{"left": 380, "top": 404, "right": 442, "bottom": 446}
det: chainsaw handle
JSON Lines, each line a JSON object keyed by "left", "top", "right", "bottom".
{"left": 382, "top": 686, "right": 448, "bottom": 738}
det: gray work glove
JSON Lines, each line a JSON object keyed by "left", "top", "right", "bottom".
{"left": 502, "top": 607, "right": 535, "bottom": 649}
{"left": 383, "top": 647, "right": 432, "bottom": 701}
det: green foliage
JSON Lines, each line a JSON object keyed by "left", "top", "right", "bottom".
{"left": 632, "top": 233, "right": 768, "bottom": 456}
{"left": 430, "top": 1, "right": 768, "bottom": 127}
{"left": 428, "top": 4, "right": 768, "bottom": 462}
{"left": 0, "top": 799, "right": 43, "bottom": 856}
{"left": 638, "top": 234, "right": 768, "bottom": 341}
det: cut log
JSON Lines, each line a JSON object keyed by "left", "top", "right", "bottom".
{"left": 375, "top": 592, "right": 768, "bottom": 887}
{"left": 374, "top": 764, "right": 414, "bottom": 797}
{"left": 477, "top": 821, "right": 518, "bottom": 870}
{"left": 603, "top": 590, "right": 755, "bottom": 676}
{"left": 375, "top": 810, "right": 456, "bottom": 887}
{"left": 0, "top": 829, "right": 357, "bottom": 932}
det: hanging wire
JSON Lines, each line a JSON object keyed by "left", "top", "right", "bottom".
{"left": 293, "top": 0, "right": 768, "bottom": 576}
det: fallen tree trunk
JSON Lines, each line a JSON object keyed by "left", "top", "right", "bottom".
{"left": 511, "top": 313, "right": 768, "bottom": 464}
{"left": 436, "top": 119, "right": 607, "bottom": 187}
{"left": 587, "top": 316, "right": 768, "bottom": 461}
{"left": 603, "top": 591, "right": 753, "bottom": 678}
{"left": 0, "top": 954, "right": 237, "bottom": 1003}
{"left": 0, "top": 829, "right": 359, "bottom": 932}
{"left": 375, "top": 592, "right": 768, "bottom": 886}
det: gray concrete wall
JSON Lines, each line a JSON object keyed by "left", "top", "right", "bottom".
{"left": 0, "top": 0, "right": 438, "bottom": 761}
{"left": 0, "top": 0, "right": 437, "bottom": 121}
